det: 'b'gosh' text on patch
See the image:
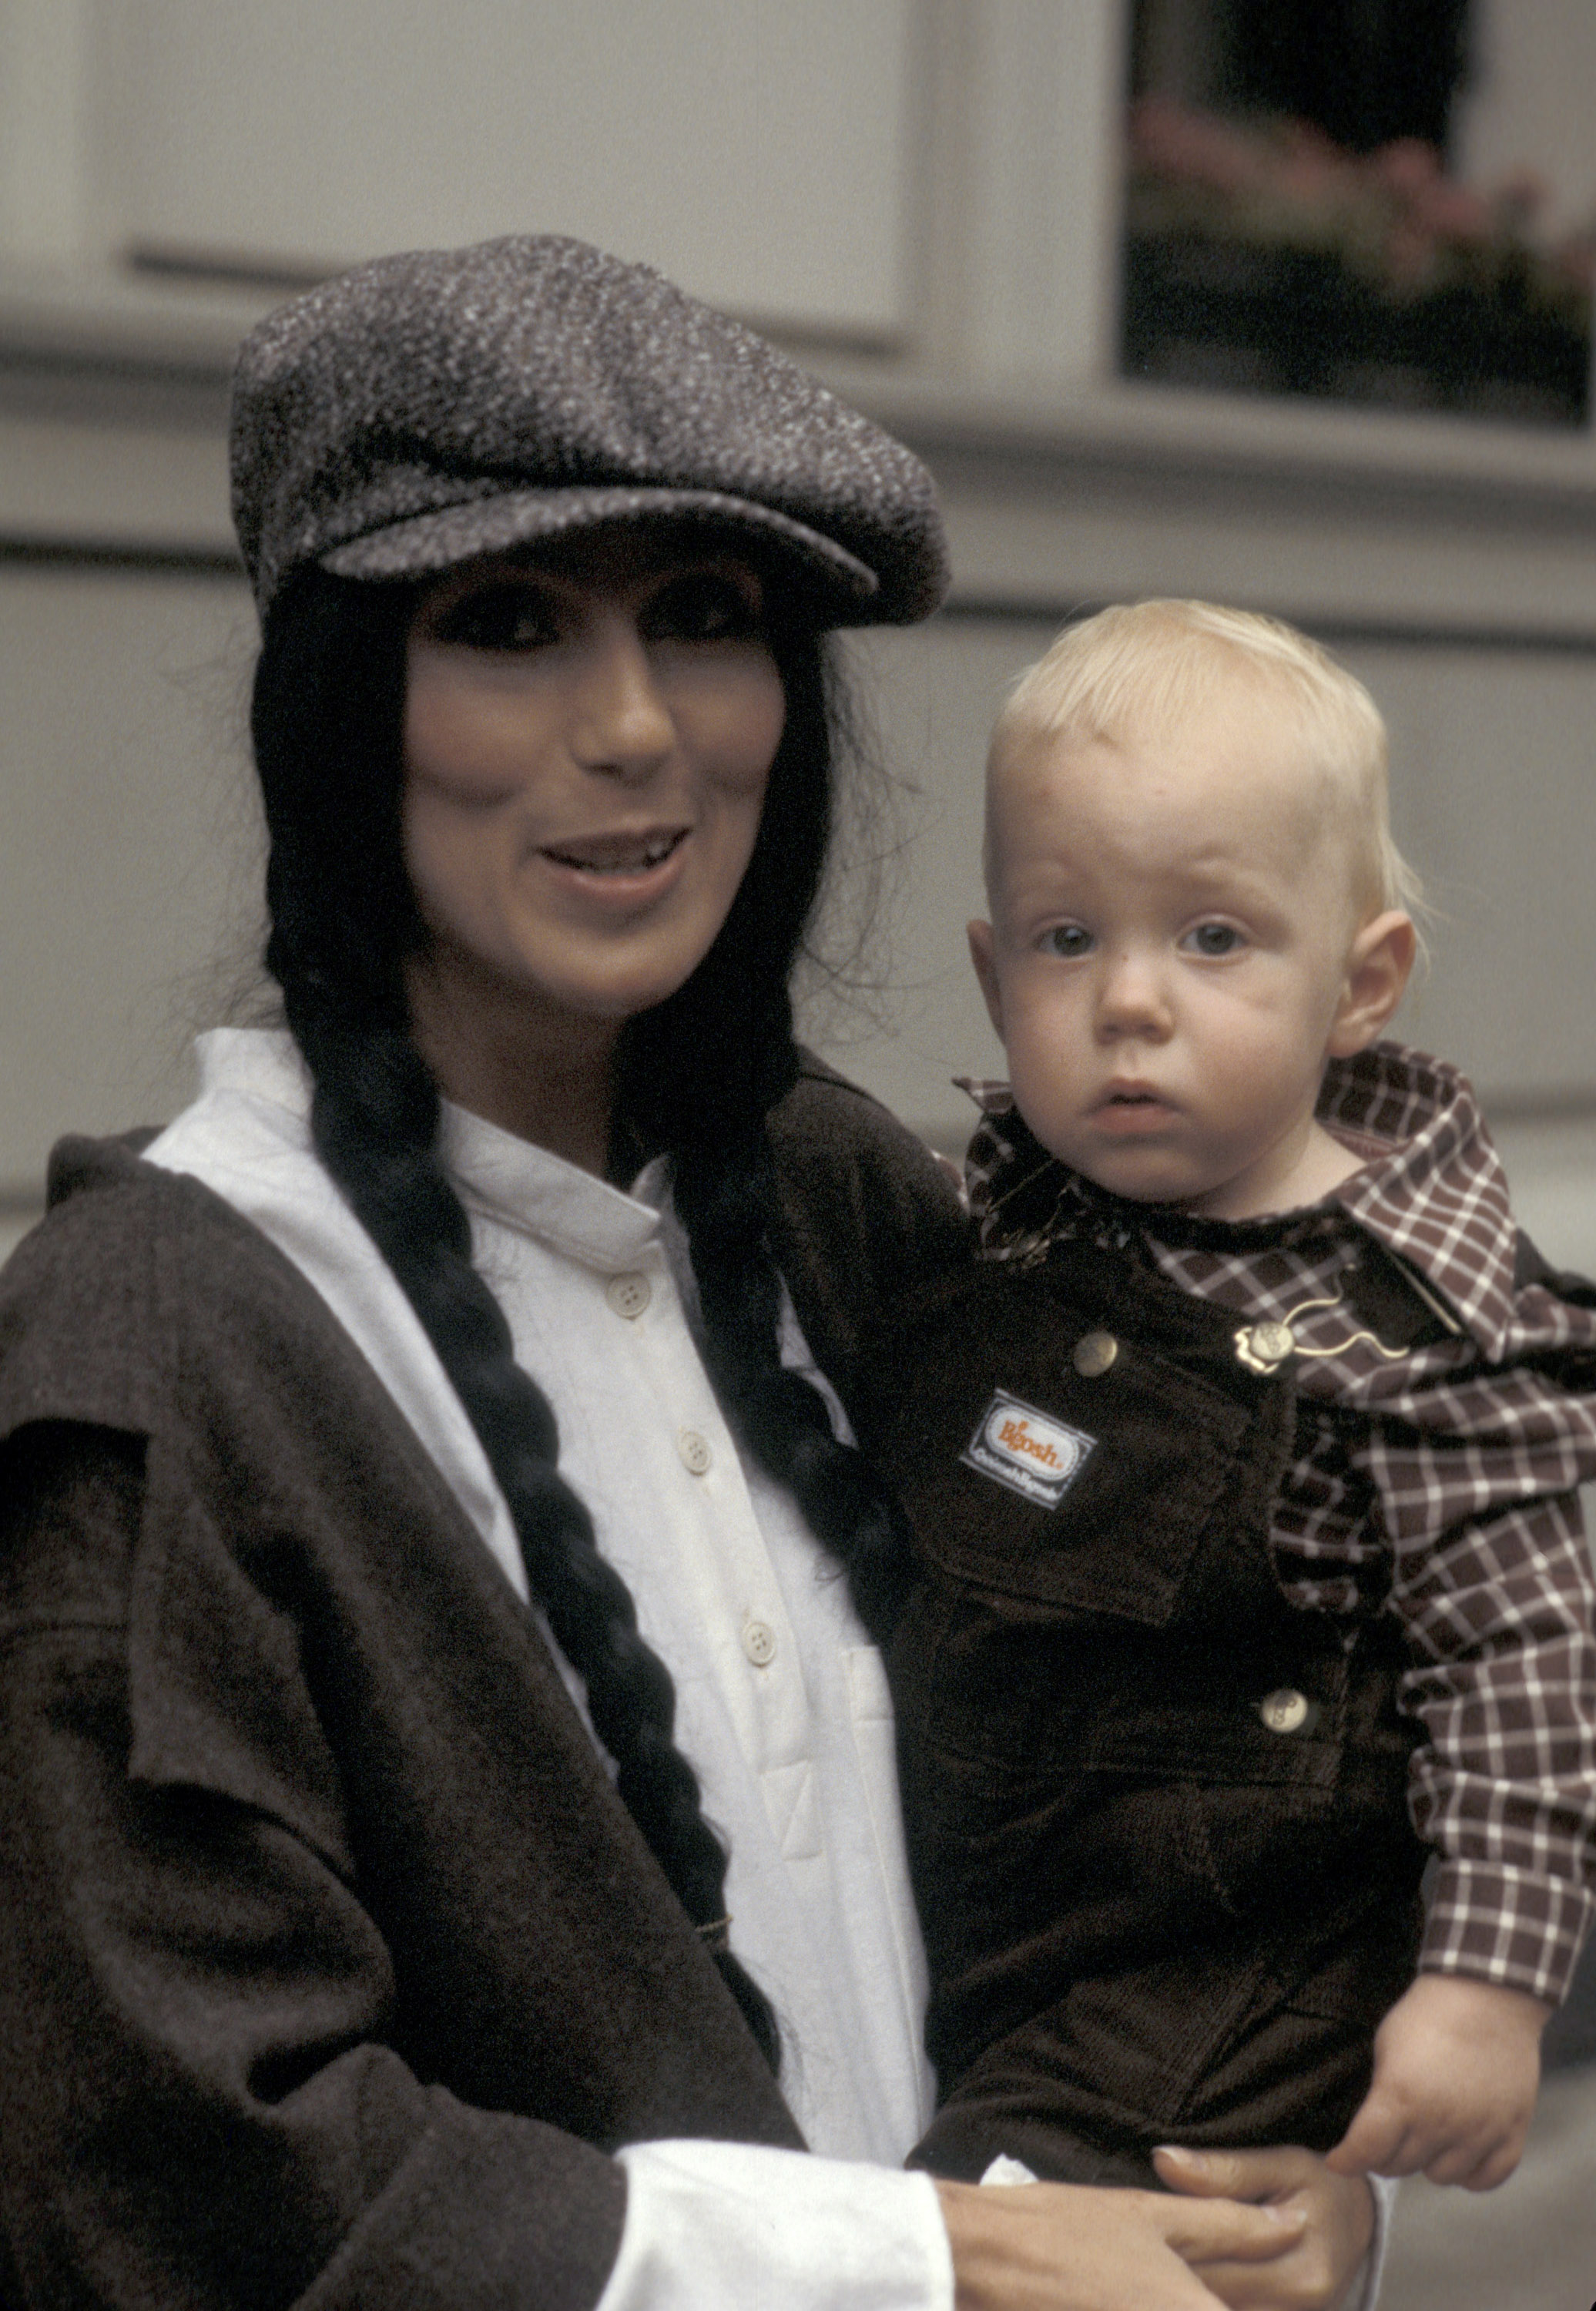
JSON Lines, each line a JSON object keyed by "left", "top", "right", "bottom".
{"left": 961, "top": 1390, "right": 1096, "bottom": 1509}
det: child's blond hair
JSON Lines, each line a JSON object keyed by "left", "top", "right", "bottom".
{"left": 988, "top": 600, "right": 1423, "bottom": 921}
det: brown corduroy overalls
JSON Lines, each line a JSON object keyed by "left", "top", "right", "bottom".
{"left": 852, "top": 1233, "right": 1430, "bottom": 2189}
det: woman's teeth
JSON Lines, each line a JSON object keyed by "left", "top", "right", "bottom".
{"left": 547, "top": 832, "right": 685, "bottom": 873}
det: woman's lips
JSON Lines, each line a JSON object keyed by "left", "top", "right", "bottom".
{"left": 541, "top": 828, "right": 687, "bottom": 874}
{"left": 537, "top": 826, "right": 691, "bottom": 906}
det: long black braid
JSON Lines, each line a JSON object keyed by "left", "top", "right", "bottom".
{"left": 251, "top": 567, "right": 911, "bottom": 2075}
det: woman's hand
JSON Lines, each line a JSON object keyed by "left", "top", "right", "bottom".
{"left": 1155, "top": 2145, "right": 1376, "bottom": 2311}
{"left": 935, "top": 2174, "right": 1306, "bottom": 2310}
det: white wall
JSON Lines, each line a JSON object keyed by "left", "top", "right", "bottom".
{"left": 88, "top": 0, "right": 915, "bottom": 342}
{"left": 0, "top": 1, "right": 1127, "bottom": 383}
{"left": 0, "top": 563, "right": 260, "bottom": 1175}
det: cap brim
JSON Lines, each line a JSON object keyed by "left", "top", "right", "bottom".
{"left": 319, "top": 484, "right": 880, "bottom": 615}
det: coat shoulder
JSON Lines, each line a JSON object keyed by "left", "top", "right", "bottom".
{"left": 766, "top": 1055, "right": 969, "bottom": 1399}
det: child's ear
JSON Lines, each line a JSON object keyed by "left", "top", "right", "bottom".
{"left": 967, "top": 920, "right": 1006, "bottom": 1039}
{"left": 1326, "top": 911, "right": 1417, "bottom": 1058}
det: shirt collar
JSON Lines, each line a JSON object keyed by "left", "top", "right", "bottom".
{"left": 1317, "top": 1045, "right": 1520, "bottom": 1360}
{"left": 442, "top": 1106, "right": 666, "bottom": 1270}
{"left": 959, "top": 1043, "right": 1520, "bottom": 1360}
{"left": 188, "top": 1026, "right": 667, "bottom": 1274}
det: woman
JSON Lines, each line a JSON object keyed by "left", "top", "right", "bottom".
{"left": 0, "top": 236, "right": 1376, "bottom": 2309}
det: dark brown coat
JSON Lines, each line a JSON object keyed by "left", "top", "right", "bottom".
{"left": 0, "top": 1067, "right": 962, "bottom": 2311}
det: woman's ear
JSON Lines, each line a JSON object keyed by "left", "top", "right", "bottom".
{"left": 967, "top": 920, "right": 1005, "bottom": 1039}
{"left": 1326, "top": 911, "right": 1417, "bottom": 1058}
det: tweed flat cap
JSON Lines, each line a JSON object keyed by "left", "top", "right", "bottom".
{"left": 230, "top": 234, "right": 949, "bottom": 629}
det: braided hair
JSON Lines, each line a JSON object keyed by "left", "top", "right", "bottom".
{"left": 251, "top": 565, "right": 911, "bottom": 2073}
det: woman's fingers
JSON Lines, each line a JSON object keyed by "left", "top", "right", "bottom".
{"left": 1153, "top": 2187, "right": 1308, "bottom": 2265}
{"left": 1155, "top": 2145, "right": 1376, "bottom": 2311}
{"left": 1156, "top": 2142, "right": 1339, "bottom": 2208}
{"left": 1155, "top": 2145, "right": 1286, "bottom": 2201}
{"left": 936, "top": 2175, "right": 1297, "bottom": 2310}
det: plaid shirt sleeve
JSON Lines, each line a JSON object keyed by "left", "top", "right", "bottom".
{"left": 1363, "top": 1404, "right": 1596, "bottom": 2005}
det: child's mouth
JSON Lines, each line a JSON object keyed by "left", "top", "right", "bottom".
{"left": 1095, "top": 1088, "right": 1175, "bottom": 1134}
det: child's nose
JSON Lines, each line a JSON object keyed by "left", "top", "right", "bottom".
{"left": 1095, "top": 948, "right": 1175, "bottom": 1040}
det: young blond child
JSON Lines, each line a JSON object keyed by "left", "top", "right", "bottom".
{"left": 857, "top": 602, "right": 1596, "bottom": 2195}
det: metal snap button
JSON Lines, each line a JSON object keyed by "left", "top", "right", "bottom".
{"left": 1072, "top": 1330, "right": 1118, "bottom": 1377}
{"left": 1259, "top": 1687, "right": 1311, "bottom": 1735}
{"left": 677, "top": 1428, "right": 713, "bottom": 1476}
{"left": 605, "top": 1272, "right": 652, "bottom": 1320}
{"left": 741, "top": 1619, "right": 777, "bottom": 1668}
{"left": 1236, "top": 1319, "right": 1296, "bottom": 1374}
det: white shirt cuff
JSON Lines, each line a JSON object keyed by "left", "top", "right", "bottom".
{"left": 1346, "top": 2174, "right": 1396, "bottom": 2311}
{"left": 597, "top": 2138, "right": 954, "bottom": 2311}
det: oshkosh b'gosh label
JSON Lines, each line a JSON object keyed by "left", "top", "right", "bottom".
{"left": 961, "top": 1390, "right": 1095, "bottom": 1509}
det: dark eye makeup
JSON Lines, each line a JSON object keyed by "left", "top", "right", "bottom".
{"left": 637, "top": 569, "right": 763, "bottom": 644}
{"left": 422, "top": 565, "right": 764, "bottom": 654}
{"left": 427, "top": 579, "right": 562, "bottom": 652}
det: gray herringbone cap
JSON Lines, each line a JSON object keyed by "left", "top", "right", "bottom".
{"left": 231, "top": 233, "right": 950, "bottom": 629}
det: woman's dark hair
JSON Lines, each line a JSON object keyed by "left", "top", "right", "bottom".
{"left": 251, "top": 562, "right": 909, "bottom": 2071}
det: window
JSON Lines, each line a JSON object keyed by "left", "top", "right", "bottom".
{"left": 1122, "top": 0, "right": 1591, "bottom": 425}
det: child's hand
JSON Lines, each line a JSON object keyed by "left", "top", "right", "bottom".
{"left": 1326, "top": 1973, "right": 1551, "bottom": 2191}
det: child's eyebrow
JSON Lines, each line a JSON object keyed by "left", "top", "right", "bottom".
{"left": 1167, "top": 851, "right": 1294, "bottom": 896}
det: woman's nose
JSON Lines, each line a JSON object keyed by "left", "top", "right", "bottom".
{"left": 567, "top": 619, "right": 675, "bottom": 779}
{"left": 1095, "top": 948, "right": 1175, "bottom": 1040}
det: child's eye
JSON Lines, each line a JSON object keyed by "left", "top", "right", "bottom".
{"left": 1040, "top": 924, "right": 1094, "bottom": 958}
{"left": 1182, "top": 922, "right": 1244, "bottom": 958}
{"left": 430, "top": 580, "right": 561, "bottom": 652}
{"left": 641, "top": 572, "right": 763, "bottom": 644}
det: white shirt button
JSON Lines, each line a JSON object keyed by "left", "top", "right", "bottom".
{"left": 1259, "top": 1687, "right": 1311, "bottom": 1735}
{"left": 605, "top": 1272, "right": 652, "bottom": 1320}
{"left": 742, "top": 1618, "right": 777, "bottom": 1667}
{"left": 677, "top": 1427, "right": 713, "bottom": 1476}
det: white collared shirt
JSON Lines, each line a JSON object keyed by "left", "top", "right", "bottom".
{"left": 146, "top": 1028, "right": 949, "bottom": 2309}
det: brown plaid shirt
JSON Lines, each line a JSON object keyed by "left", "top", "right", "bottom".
{"left": 960, "top": 1042, "right": 1596, "bottom": 2006}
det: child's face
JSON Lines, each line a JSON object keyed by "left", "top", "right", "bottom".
{"left": 970, "top": 685, "right": 1390, "bottom": 1219}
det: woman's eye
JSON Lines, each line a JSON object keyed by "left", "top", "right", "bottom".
{"left": 1183, "top": 922, "right": 1244, "bottom": 958}
{"left": 430, "top": 582, "right": 560, "bottom": 652}
{"left": 1040, "top": 924, "right": 1094, "bottom": 958}
{"left": 642, "top": 572, "right": 762, "bottom": 644}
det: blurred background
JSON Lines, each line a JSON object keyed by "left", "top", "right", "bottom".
{"left": 2, "top": 6, "right": 1594, "bottom": 2296}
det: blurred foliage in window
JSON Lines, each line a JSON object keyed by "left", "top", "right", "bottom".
{"left": 1124, "top": 0, "right": 1592, "bottom": 425}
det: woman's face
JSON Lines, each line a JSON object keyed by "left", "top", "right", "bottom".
{"left": 401, "top": 527, "right": 786, "bottom": 1060}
